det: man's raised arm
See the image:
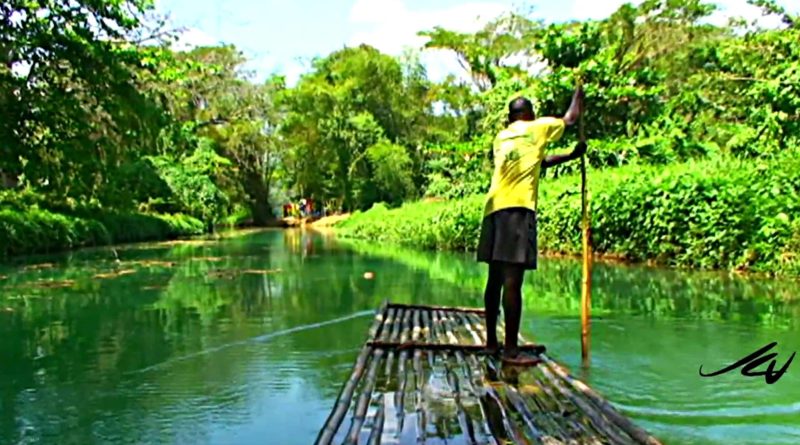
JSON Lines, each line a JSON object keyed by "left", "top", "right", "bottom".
{"left": 562, "top": 85, "right": 584, "bottom": 126}
{"left": 542, "top": 86, "right": 586, "bottom": 169}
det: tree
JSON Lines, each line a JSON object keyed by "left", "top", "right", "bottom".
{"left": 419, "top": 13, "right": 541, "bottom": 92}
{"left": 1, "top": 0, "right": 165, "bottom": 202}
{"left": 279, "top": 45, "right": 437, "bottom": 211}
{"left": 152, "top": 45, "right": 287, "bottom": 225}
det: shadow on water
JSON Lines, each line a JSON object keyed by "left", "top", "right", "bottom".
{"left": 0, "top": 228, "right": 798, "bottom": 444}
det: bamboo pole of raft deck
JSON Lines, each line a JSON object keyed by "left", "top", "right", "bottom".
{"left": 366, "top": 394, "right": 385, "bottom": 445}
{"left": 486, "top": 359, "right": 576, "bottom": 444}
{"left": 457, "top": 313, "right": 505, "bottom": 445}
{"left": 315, "top": 302, "right": 388, "bottom": 445}
{"left": 367, "top": 340, "right": 547, "bottom": 355}
{"left": 430, "top": 310, "right": 478, "bottom": 445}
{"left": 384, "top": 308, "right": 404, "bottom": 377}
{"left": 412, "top": 309, "right": 427, "bottom": 443}
{"left": 541, "top": 356, "right": 664, "bottom": 445}
{"left": 421, "top": 310, "right": 434, "bottom": 369}
{"left": 465, "top": 313, "right": 487, "bottom": 344}
{"left": 578, "top": 81, "right": 593, "bottom": 367}
{"left": 388, "top": 303, "right": 486, "bottom": 314}
{"left": 438, "top": 310, "right": 473, "bottom": 389}
{"left": 395, "top": 310, "right": 413, "bottom": 439}
{"left": 457, "top": 313, "right": 483, "bottom": 346}
{"left": 344, "top": 324, "right": 389, "bottom": 444}
{"left": 531, "top": 358, "right": 622, "bottom": 442}
{"left": 433, "top": 311, "right": 489, "bottom": 444}
{"left": 526, "top": 369, "right": 586, "bottom": 440}
{"left": 538, "top": 364, "right": 634, "bottom": 445}
{"left": 540, "top": 371, "right": 630, "bottom": 444}
{"left": 442, "top": 348, "right": 480, "bottom": 445}
{"left": 503, "top": 385, "right": 564, "bottom": 445}
{"left": 479, "top": 360, "right": 551, "bottom": 444}
{"left": 345, "top": 349, "right": 383, "bottom": 445}
{"left": 484, "top": 385, "right": 529, "bottom": 444}
{"left": 487, "top": 360, "right": 575, "bottom": 442}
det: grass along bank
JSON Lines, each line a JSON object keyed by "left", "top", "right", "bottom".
{"left": 337, "top": 151, "right": 800, "bottom": 277}
{"left": 0, "top": 206, "right": 205, "bottom": 259}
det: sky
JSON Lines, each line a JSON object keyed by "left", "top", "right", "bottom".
{"left": 153, "top": 0, "right": 797, "bottom": 85}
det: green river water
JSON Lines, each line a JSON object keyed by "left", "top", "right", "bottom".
{"left": 0, "top": 229, "right": 798, "bottom": 445}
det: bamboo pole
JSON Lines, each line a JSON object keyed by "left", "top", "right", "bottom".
{"left": 442, "top": 353, "right": 479, "bottom": 445}
{"left": 542, "top": 355, "right": 664, "bottom": 445}
{"left": 388, "top": 302, "right": 485, "bottom": 314}
{"left": 527, "top": 369, "right": 586, "bottom": 440}
{"left": 466, "top": 313, "right": 488, "bottom": 343}
{"left": 412, "top": 309, "right": 427, "bottom": 443}
{"left": 367, "top": 394, "right": 386, "bottom": 445}
{"left": 508, "top": 366, "right": 578, "bottom": 438}
{"left": 364, "top": 342, "right": 546, "bottom": 354}
{"left": 437, "top": 310, "right": 475, "bottom": 395}
{"left": 457, "top": 313, "right": 505, "bottom": 445}
{"left": 385, "top": 308, "right": 404, "bottom": 377}
{"left": 344, "top": 348, "right": 385, "bottom": 444}
{"left": 484, "top": 385, "right": 531, "bottom": 444}
{"left": 503, "top": 386, "right": 547, "bottom": 444}
{"left": 431, "top": 310, "right": 478, "bottom": 444}
{"left": 421, "top": 309, "right": 435, "bottom": 369}
{"left": 538, "top": 364, "right": 634, "bottom": 445}
{"left": 529, "top": 361, "right": 611, "bottom": 441}
{"left": 395, "top": 310, "right": 413, "bottom": 438}
{"left": 577, "top": 79, "right": 593, "bottom": 367}
{"left": 315, "top": 302, "right": 388, "bottom": 445}
{"left": 457, "top": 313, "right": 483, "bottom": 346}
{"left": 344, "top": 306, "right": 392, "bottom": 445}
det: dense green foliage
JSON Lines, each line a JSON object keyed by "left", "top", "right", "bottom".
{"left": 332, "top": 0, "right": 800, "bottom": 276}
{"left": 2, "top": 0, "right": 799, "bottom": 269}
{"left": 2, "top": 1, "right": 286, "bottom": 255}
{"left": 339, "top": 149, "right": 800, "bottom": 276}
{"left": 0, "top": 206, "right": 204, "bottom": 257}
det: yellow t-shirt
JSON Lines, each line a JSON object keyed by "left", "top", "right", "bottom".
{"left": 483, "top": 117, "right": 566, "bottom": 216}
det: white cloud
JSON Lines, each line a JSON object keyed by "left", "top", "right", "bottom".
{"left": 570, "top": 0, "right": 796, "bottom": 26}
{"left": 570, "top": 0, "right": 635, "bottom": 20}
{"left": 706, "top": 0, "right": 790, "bottom": 27}
{"left": 283, "top": 60, "right": 311, "bottom": 87}
{"left": 11, "top": 60, "right": 31, "bottom": 78}
{"left": 172, "top": 27, "right": 220, "bottom": 51}
{"left": 347, "top": 0, "right": 509, "bottom": 82}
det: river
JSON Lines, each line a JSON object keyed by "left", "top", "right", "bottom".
{"left": 0, "top": 229, "right": 798, "bottom": 445}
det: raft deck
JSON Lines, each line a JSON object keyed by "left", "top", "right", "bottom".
{"left": 316, "top": 302, "right": 662, "bottom": 445}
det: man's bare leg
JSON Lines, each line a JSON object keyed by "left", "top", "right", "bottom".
{"left": 483, "top": 262, "right": 503, "bottom": 355}
{"left": 501, "top": 264, "right": 537, "bottom": 365}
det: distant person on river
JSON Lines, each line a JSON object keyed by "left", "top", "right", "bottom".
{"left": 477, "top": 87, "right": 586, "bottom": 365}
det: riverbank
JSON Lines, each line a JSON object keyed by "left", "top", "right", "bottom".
{"left": 335, "top": 153, "right": 800, "bottom": 277}
{"left": 0, "top": 206, "right": 206, "bottom": 259}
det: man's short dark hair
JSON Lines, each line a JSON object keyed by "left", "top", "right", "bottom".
{"left": 508, "top": 97, "right": 534, "bottom": 122}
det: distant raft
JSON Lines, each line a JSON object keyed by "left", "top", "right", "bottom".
{"left": 315, "top": 301, "right": 663, "bottom": 445}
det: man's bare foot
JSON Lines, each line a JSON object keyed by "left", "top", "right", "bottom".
{"left": 501, "top": 349, "right": 541, "bottom": 366}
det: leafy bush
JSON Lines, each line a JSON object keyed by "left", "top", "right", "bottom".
{"left": 0, "top": 189, "right": 51, "bottom": 211}
{"left": 339, "top": 150, "right": 800, "bottom": 276}
{"left": 0, "top": 206, "right": 204, "bottom": 258}
{"left": 423, "top": 139, "right": 492, "bottom": 199}
{"left": 146, "top": 144, "right": 232, "bottom": 224}
{"left": 359, "top": 140, "right": 416, "bottom": 207}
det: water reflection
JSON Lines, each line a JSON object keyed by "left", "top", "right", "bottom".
{"left": 339, "top": 238, "right": 799, "bottom": 328}
{"left": 0, "top": 229, "right": 798, "bottom": 445}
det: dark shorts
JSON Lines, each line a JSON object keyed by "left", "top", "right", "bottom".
{"left": 476, "top": 207, "right": 538, "bottom": 270}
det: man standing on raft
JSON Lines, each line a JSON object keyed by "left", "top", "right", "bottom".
{"left": 477, "top": 87, "right": 586, "bottom": 365}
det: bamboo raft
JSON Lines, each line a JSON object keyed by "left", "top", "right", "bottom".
{"left": 316, "top": 302, "right": 662, "bottom": 445}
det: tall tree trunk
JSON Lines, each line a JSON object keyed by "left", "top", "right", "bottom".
{"left": 244, "top": 169, "right": 272, "bottom": 226}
